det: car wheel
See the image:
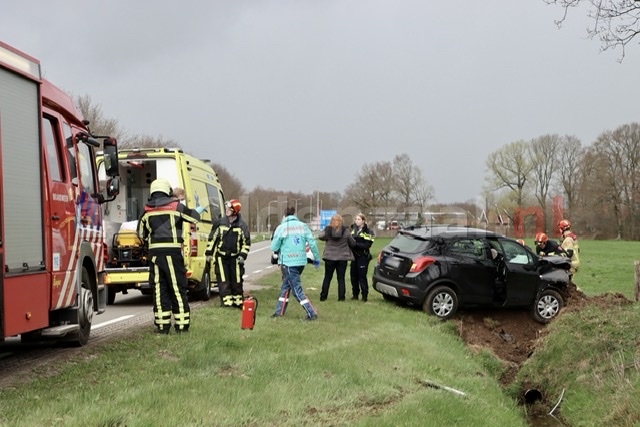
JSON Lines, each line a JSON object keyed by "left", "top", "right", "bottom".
{"left": 533, "top": 289, "right": 563, "bottom": 324}
{"left": 423, "top": 286, "right": 458, "bottom": 320}
{"left": 199, "top": 272, "right": 212, "bottom": 301}
{"left": 107, "top": 287, "right": 116, "bottom": 305}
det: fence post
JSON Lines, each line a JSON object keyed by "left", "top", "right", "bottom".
{"left": 635, "top": 261, "right": 640, "bottom": 302}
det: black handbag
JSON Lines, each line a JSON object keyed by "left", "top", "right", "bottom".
{"left": 270, "top": 252, "right": 279, "bottom": 265}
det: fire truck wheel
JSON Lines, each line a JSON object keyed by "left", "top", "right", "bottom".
{"left": 69, "top": 267, "right": 94, "bottom": 346}
{"left": 199, "top": 272, "right": 212, "bottom": 301}
{"left": 107, "top": 287, "right": 116, "bottom": 305}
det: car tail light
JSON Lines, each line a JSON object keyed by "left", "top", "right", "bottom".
{"left": 410, "top": 256, "right": 436, "bottom": 273}
{"left": 190, "top": 224, "right": 198, "bottom": 257}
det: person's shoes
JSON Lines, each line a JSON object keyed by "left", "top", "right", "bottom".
{"left": 154, "top": 328, "right": 170, "bottom": 335}
{"left": 338, "top": 298, "right": 345, "bottom": 301}
{"left": 270, "top": 314, "right": 281, "bottom": 318}
{"left": 362, "top": 298, "right": 368, "bottom": 303}
{"left": 302, "top": 315, "right": 318, "bottom": 321}
{"left": 175, "top": 328, "right": 189, "bottom": 334}
{"left": 319, "top": 297, "right": 327, "bottom": 301}
{"left": 351, "top": 296, "right": 359, "bottom": 300}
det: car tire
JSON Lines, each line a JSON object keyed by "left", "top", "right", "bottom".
{"left": 107, "top": 287, "right": 116, "bottom": 305}
{"left": 423, "top": 286, "right": 458, "bottom": 320}
{"left": 199, "top": 272, "right": 212, "bottom": 301}
{"left": 533, "top": 288, "right": 563, "bottom": 324}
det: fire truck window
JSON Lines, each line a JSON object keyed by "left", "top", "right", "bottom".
{"left": 77, "top": 143, "right": 95, "bottom": 194}
{"left": 42, "top": 117, "right": 63, "bottom": 182}
{"left": 64, "top": 124, "right": 78, "bottom": 181}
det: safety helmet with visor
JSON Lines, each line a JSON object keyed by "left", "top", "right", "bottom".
{"left": 225, "top": 199, "right": 241, "bottom": 215}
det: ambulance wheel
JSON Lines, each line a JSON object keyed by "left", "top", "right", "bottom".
{"left": 69, "top": 267, "right": 94, "bottom": 346}
{"left": 199, "top": 272, "right": 212, "bottom": 301}
{"left": 107, "top": 287, "right": 116, "bottom": 305}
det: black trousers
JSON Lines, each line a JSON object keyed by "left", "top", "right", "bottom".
{"left": 320, "top": 259, "right": 348, "bottom": 300}
{"left": 215, "top": 256, "right": 245, "bottom": 307}
{"left": 350, "top": 255, "right": 371, "bottom": 299}
{"left": 149, "top": 252, "right": 190, "bottom": 331}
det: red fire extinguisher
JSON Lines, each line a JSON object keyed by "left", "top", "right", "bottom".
{"left": 241, "top": 295, "right": 258, "bottom": 330}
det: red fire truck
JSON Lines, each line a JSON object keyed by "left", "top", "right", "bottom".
{"left": 0, "top": 41, "right": 120, "bottom": 346}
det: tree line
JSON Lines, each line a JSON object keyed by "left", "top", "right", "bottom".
{"left": 485, "top": 123, "right": 640, "bottom": 240}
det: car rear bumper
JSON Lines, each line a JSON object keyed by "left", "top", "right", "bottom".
{"left": 373, "top": 272, "right": 425, "bottom": 304}
{"left": 105, "top": 269, "right": 150, "bottom": 288}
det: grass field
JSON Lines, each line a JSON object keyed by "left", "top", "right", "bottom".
{"left": 0, "top": 238, "right": 639, "bottom": 426}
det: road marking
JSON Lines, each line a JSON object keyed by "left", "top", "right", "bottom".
{"left": 93, "top": 315, "right": 135, "bottom": 329}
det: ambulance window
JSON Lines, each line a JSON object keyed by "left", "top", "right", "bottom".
{"left": 205, "top": 184, "right": 223, "bottom": 220}
{"left": 42, "top": 116, "right": 63, "bottom": 182}
{"left": 77, "top": 143, "right": 96, "bottom": 193}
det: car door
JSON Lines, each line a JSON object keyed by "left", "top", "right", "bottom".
{"left": 494, "top": 238, "right": 540, "bottom": 305}
{"left": 445, "top": 238, "right": 495, "bottom": 304}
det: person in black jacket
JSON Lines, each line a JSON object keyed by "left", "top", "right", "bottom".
{"left": 137, "top": 179, "right": 201, "bottom": 334}
{"left": 205, "top": 199, "right": 251, "bottom": 308}
{"left": 534, "top": 232, "right": 566, "bottom": 257}
{"left": 349, "top": 213, "right": 375, "bottom": 302}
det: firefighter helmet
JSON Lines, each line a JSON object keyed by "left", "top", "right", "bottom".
{"left": 225, "top": 199, "right": 241, "bottom": 215}
{"left": 535, "top": 232, "right": 548, "bottom": 244}
{"left": 559, "top": 219, "right": 572, "bottom": 232}
{"left": 516, "top": 239, "right": 526, "bottom": 246}
{"left": 150, "top": 178, "right": 172, "bottom": 196}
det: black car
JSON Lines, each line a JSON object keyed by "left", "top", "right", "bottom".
{"left": 372, "top": 226, "right": 571, "bottom": 323}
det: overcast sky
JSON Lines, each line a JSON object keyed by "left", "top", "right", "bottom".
{"left": 2, "top": 1, "right": 639, "bottom": 204}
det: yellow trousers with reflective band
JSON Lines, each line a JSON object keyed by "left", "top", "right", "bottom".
{"left": 150, "top": 253, "right": 190, "bottom": 331}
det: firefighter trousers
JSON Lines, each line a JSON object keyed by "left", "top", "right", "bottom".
{"left": 215, "top": 256, "right": 244, "bottom": 307}
{"left": 149, "top": 253, "right": 190, "bottom": 332}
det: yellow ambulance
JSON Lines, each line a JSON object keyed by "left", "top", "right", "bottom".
{"left": 97, "top": 147, "right": 225, "bottom": 304}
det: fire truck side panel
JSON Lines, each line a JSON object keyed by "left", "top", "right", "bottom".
{"left": 3, "top": 274, "right": 50, "bottom": 336}
{"left": 0, "top": 64, "right": 45, "bottom": 274}
{"left": 0, "top": 59, "right": 47, "bottom": 339}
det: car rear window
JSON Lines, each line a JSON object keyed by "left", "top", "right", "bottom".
{"left": 387, "top": 233, "right": 437, "bottom": 253}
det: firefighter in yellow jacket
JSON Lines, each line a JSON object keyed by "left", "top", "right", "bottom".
{"left": 137, "top": 179, "right": 201, "bottom": 334}
{"left": 206, "top": 199, "right": 251, "bottom": 308}
{"left": 559, "top": 219, "right": 580, "bottom": 277}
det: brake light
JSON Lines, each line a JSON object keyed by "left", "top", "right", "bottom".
{"left": 190, "top": 224, "right": 198, "bottom": 257}
{"left": 410, "top": 256, "right": 436, "bottom": 273}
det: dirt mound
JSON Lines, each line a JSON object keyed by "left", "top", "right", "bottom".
{"left": 453, "top": 284, "right": 631, "bottom": 385}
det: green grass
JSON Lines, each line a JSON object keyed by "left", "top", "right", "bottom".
{"left": 1, "top": 239, "right": 639, "bottom": 426}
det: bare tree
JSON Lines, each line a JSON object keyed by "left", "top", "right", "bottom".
{"left": 343, "top": 160, "right": 397, "bottom": 218}
{"left": 544, "top": 0, "right": 640, "bottom": 59}
{"left": 75, "top": 94, "right": 125, "bottom": 140}
{"left": 555, "top": 135, "right": 584, "bottom": 213}
{"left": 485, "top": 141, "right": 533, "bottom": 207}
{"left": 120, "top": 134, "right": 182, "bottom": 150}
{"left": 209, "top": 162, "right": 245, "bottom": 200}
{"left": 529, "top": 134, "right": 560, "bottom": 228}
{"left": 585, "top": 123, "right": 640, "bottom": 238}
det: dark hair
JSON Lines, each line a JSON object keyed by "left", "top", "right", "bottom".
{"left": 285, "top": 206, "right": 296, "bottom": 216}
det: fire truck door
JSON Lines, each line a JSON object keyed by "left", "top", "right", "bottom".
{"left": 42, "top": 116, "right": 76, "bottom": 310}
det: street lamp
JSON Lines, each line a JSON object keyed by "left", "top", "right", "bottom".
{"left": 267, "top": 200, "right": 278, "bottom": 232}
{"left": 290, "top": 198, "right": 301, "bottom": 214}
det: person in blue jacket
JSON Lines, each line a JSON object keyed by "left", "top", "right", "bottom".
{"left": 271, "top": 206, "right": 321, "bottom": 321}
